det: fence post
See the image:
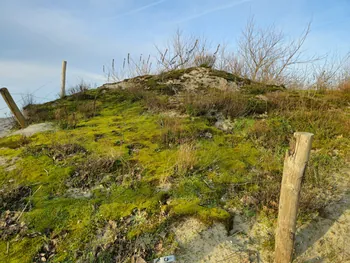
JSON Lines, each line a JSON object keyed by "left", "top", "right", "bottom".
{"left": 275, "top": 132, "right": 314, "bottom": 263}
{"left": 61, "top": 60, "right": 67, "bottom": 98}
{"left": 0, "top": 87, "right": 27, "bottom": 128}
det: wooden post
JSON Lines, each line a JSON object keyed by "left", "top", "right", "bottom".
{"left": 275, "top": 132, "right": 314, "bottom": 263}
{"left": 0, "top": 87, "right": 27, "bottom": 128}
{"left": 61, "top": 60, "right": 67, "bottom": 98}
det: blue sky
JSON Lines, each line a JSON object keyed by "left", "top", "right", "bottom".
{"left": 1, "top": 0, "right": 349, "bottom": 116}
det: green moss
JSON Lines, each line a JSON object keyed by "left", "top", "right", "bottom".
{"left": 209, "top": 68, "right": 251, "bottom": 84}
{"left": 0, "top": 237, "right": 44, "bottom": 263}
{"left": 170, "top": 198, "right": 230, "bottom": 223}
{"left": 0, "top": 135, "right": 31, "bottom": 149}
{"left": 157, "top": 68, "right": 192, "bottom": 81}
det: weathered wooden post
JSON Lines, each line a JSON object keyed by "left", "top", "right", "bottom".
{"left": 61, "top": 60, "right": 67, "bottom": 98}
{"left": 0, "top": 87, "right": 27, "bottom": 128}
{"left": 275, "top": 132, "right": 314, "bottom": 263}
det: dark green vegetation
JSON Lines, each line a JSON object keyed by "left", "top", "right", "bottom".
{"left": 1, "top": 68, "right": 349, "bottom": 262}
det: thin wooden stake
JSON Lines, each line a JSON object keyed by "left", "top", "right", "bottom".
{"left": 0, "top": 87, "right": 27, "bottom": 128}
{"left": 275, "top": 132, "right": 314, "bottom": 263}
{"left": 61, "top": 60, "right": 67, "bottom": 98}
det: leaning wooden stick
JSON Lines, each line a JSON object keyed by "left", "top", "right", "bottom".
{"left": 275, "top": 132, "right": 314, "bottom": 263}
{"left": 0, "top": 87, "right": 27, "bottom": 128}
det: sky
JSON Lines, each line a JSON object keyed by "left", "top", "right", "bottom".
{"left": 0, "top": 0, "right": 349, "bottom": 116}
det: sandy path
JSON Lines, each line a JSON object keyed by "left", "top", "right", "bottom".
{"left": 294, "top": 168, "right": 350, "bottom": 262}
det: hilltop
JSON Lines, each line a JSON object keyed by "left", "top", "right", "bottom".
{"left": 0, "top": 67, "right": 349, "bottom": 262}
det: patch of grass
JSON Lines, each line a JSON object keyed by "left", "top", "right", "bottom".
{"left": 0, "top": 135, "right": 31, "bottom": 149}
{"left": 184, "top": 89, "right": 250, "bottom": 118}
{"left": 175, "top": 143, "right": 197, "bottom": 176}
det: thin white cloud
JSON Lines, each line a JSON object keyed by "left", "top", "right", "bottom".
{"left": 105, "top": 0, "right": 169, "bottom": 19}
{"left": 175, "top": 0, "right": 252, "bottom": 24}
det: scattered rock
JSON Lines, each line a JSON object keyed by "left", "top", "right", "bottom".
{"left": 65, "top": 188, "right": 92, "bottom": 199}
{"left": 215, "top": 117, "right": 234, "bottom": 132}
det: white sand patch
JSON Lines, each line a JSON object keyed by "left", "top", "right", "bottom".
{"left": 10, "top": 123, "right": 55, "bottom": 137}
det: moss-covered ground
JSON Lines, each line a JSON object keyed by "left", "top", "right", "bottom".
{"left": 1, "top": 68, "right": 349, "bottom": 262}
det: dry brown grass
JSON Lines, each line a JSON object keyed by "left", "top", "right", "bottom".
{"left": 77, "top": 101, "right": 99, "bottom": 119}
{"left": 339, "top": 79, "right": 350, "bottom": 93}
{"left": 184, "top": 89, "right": 251, "bottom": 118}
{"left": 176, "top": 143, "right": 197, "bottom": 175}
{"left": 159, "top": 116, "right": 191, "bottom": 146}
{"left": 54, "top": 108, "right": 78, "bottom": 129}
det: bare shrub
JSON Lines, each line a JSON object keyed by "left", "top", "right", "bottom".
{"left": 155, "top": 29, "right": 200, "bottom": 71}
{"left": 184, "top": 90, "right": 250, "bottom": 118}
{"left": 310, "top": 52, "right": 350, "bottom": 90}
{"left": 104, "top": 54, "right": 153, "bottom": 82}
{"left": 194, "top": 54, "right": 216, "bottom": 68}
{"left": 236, "top": 18, "right": 317, "bottom": 85}
{"left": 155, "top": 29, "right": 220, "bottom": 72}
{"left": 67, "top": 81, "right": 91, "bottom": 96}
{"left": 143, "top": 94, "right": 170, "bottom": 112}
{"left": 158, "top": 116, "right": 193, "bottom": 146}
{"left": 77, "top": 101, "right": 99, "bottom": 119}
{"left": 21, "top": 93, "right": 36, "bottom": 109}
{"left": 54, "top": 108, "right": 79, "bottom": 129}
{"left": 339, "top": 78, "right": 350, "bottom": 93}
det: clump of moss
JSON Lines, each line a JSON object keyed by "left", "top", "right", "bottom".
{"left": 0, "top": 135, "right": 31, "bottom": 149}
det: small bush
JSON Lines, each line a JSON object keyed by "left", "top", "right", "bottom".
{"left": 194, "top": 54, "right": 216, "bottom": 68}
{"left": 184, "top": 90, "right": 251, "bottom": 118}
{"left": 143, "top": 94, "right": 170, "bottom": 112}
{"left": 77, "top": 101, "right": 99, "bottom": 119}
{"left": 159, "top": 116, "right": 187, "bottom": 146}
{"left": 265, "top": 91, "right": 329, "bottom": 113}
{"left": 339, "top": 79, "right": 350, "bottom": 93}
{"left": 24, "top": 104, "right": 54, "bottom": 123}
{"left": 21, "top": 93, "right": 36, "bottom": 109}
{"left": 67, "top": 81, "right": 91, "bottom": 96}
{"left": 54, "top": 107, "right": 79, "bottom": 129}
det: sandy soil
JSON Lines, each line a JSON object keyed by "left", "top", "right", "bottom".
{"left": 11, "top": 123, "right": 55, "bottom": 137}
{"left": 294, "top": 168, "right": 350, "bottom": 263}
{"left": 173, "top": 168, "right": 350, "bottom": 263}
{"left": 0, "top": 121, "right": 55, "bottom": 138}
